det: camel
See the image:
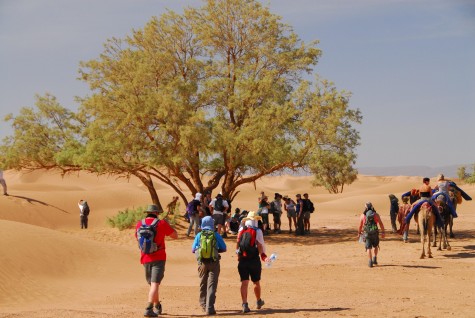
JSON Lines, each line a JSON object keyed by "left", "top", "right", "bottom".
{"left": 417, "top": 202, "right": 435, "bottom": 259}
{"left": 447, "top": 190, "right": 459, "bottom": 238}
{"left": 432, "top": 201, "right": 451, "bottom": 251}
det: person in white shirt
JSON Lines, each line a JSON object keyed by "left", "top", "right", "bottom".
{"left": 0, "top": 170, "right": 8, "bottom": 196}
{"left": 209, "top": 193, "right": 229, "bottom": 236}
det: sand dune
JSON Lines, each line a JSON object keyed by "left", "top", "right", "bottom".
{"left": 1, "top": 169, "right": 474, "bottom": 317}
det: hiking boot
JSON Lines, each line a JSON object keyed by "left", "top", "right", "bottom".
{"left": 256, "top": 299, "right": 265, "bottom": 309}
{"left": 155, "top": 303, "right": 162, "bottom": 315}
{"left": 144, "top": 307, "right": 158, "bottom": 317}
{"left": 368, "top": 259, "right": 373, "bottom": 268}
{"left": 206, "top": 308, "right": 216, "bottom": 315}
{"left": 372, "top": 257, "right": 377, "bottom": 265}
{"left": 242, "top": 303, "right": 251, "bottom": 313}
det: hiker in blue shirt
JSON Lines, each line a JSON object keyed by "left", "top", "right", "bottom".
{"left": 191, "top": 216, "right": 227, "bottom": 315}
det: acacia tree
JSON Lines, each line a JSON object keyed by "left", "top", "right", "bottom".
{"left": 0, "top": 94, "right": 84, "bottom": 173}
{"left": 1, "top": 0, "right": 361, "bottom": 208}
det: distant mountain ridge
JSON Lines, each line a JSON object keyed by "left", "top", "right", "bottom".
{"left": 356, "top": 164, "right": 470, "bottom": 179}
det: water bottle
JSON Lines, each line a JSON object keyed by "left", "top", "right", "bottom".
{"left": 265, "top": 253, "right": 277, "bottom": 268}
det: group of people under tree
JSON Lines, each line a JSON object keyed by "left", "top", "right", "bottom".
{"left": 184, "top": 190, "right": 316, "bottom": 238}
{"left": 258, "top": 192, "right": 315, "bottom": 236}
{"left": 358, "top": 173, "right": 471, "bottom": 268}
{"left": 136, "top": 205, "right": 271, "bottom": 317}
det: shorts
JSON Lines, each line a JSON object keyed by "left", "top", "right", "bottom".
{"left": 212, "top": 213, "right": 225, "bottom": 226}
{"left": 238, "top": 258, "right": 262, "bottom": 282}
{"left": 303, "top": 211, "right": 311, "bottom": 220}
{"left": 272, "top": 212, "right": 281, "bottom": 223}
{"left": 144, "top": 260, "right": 166, "bottom": 284}
{"left": 287, "top": 209, "right": 296, "bottom": 218}
{"left": 365, "top": 232, "right": 379, "bottom": 250}
{"left": 261, "top": 213, "right": 269, "bottom": 225}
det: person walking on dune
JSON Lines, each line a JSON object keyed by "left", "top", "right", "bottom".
{"left": 135, "top": 204, "right": 178, "bottom": 317}
{"left": 0, "top": 169, "right": 8, "bottom": 196}
{"left": 192, "top": 216, "right": 227, "bottom": 315}
{"left": 358, "top": 202, "right": 385, "bottom": 268}
{"left": 78, "top": 199, "right": 90, "bottom": 229}
{"left": 236, "top": 211, "right": 269, "bottom": 313}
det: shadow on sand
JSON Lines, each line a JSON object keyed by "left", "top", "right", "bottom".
{"left": 163, "top": 306, "right": 350, "bottom": 317}
{"left": 8, "top": 195, "right": 70, "bottom": 214}
{"left": 442, "top": 244, "right": 475, "bottom": 259}
{"left": 248, "top": 227, "right": 359, "bottom": 247}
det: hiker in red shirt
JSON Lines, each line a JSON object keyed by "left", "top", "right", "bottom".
{"left": 358, "top": 202, "right": 385, "bottom": 268}
{"left": 135, "top": 204, "right": 178, "bottom": 317}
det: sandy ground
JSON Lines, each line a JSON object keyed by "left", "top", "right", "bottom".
{"left": 1, "top": 170, "right": 474, "bottom": 318}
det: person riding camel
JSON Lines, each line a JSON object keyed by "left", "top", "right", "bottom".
{"left": 431, "top": 174, "right": 457, "bottom": 218}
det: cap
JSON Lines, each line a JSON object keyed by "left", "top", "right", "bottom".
{"left": 145, "top": 204, "right": 160, "bottom": 213}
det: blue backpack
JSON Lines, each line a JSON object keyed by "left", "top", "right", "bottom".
{"left": 137, "top": 218, "right": 160, "bottom": 254}
{"left": 186, "top": 200, "right": 198, "bottom": 217}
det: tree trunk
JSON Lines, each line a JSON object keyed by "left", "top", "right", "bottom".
{"left": 134, "top": 171, "right": 164, "bottom": 212}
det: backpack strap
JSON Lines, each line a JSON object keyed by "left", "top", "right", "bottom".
{"left": 150, "top": 218, "right": 160, "bottom": 228}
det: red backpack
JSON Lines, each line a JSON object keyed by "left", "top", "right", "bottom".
{"left": 238, "top": 226, "right": 258, "bottom": 259}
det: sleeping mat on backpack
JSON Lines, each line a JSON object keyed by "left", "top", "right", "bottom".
{"left": 405, "top": 199, "right": 444, "bottom": 228}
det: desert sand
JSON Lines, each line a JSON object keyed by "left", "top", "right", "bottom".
{"left": 1, "top": 170, "right": 474, "bottom": 318}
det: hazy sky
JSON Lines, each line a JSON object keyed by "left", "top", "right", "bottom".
{"left": 1, "top": 0, "right": 474, "bottom": 168}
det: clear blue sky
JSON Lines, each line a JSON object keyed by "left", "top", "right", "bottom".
{"left": 1, "top": 0, "right": 474, "bottom": 168}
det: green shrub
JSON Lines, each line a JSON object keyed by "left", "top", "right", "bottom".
{"left": 107, "top": 205, "right": 179, "bottom": 230}
{"left": 107, "top": 206, "right": 145, "bottom": 230}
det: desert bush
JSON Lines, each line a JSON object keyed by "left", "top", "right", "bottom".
{"left": 107, "top": 206, "right": 178, "bottom": 230}
{"left": 107, "top": 206, "right": 145, "bottom": 230}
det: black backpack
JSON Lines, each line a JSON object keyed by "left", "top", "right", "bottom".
{"left": 307, "top": 200, "right": 315, "bottom": 213}
{"left": 82, "top": 202, "right": 90, "bottom": 216}
{"left": 214, "top": 197, "right": 224, "bottom": 211}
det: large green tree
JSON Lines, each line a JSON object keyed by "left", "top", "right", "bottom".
{"left": 1, "top": 0, "right": 361, "bottom": 209}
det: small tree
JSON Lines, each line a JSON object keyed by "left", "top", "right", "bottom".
{"left": 457, "top": 166, "right": 468, "bottom": 180}
{"left": 466, "top": 163, "right": 475, "bottom": 184}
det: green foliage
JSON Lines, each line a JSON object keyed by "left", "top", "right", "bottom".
{"left": 107, "top": 206, "right": 146, "bottom": 231}
{"left": 0, "top": 94, "right": 83, "bottom": 172}
{"left": 310, "top": 149, "right": 358, "bottom": 193}
{"left": 457, "top": 164, "right": 475, "bottom": 184}
{"left": 107, "top": 206, "right": 177, "bottom": 230}
{"left": 465, "top": 163, "right": 475, "bottom": 184}
{"left": 457, "top": 166, "right": 468, "bottom": 180}
{"left": 2, "top": 0, "right": 362, "bottom": 200}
